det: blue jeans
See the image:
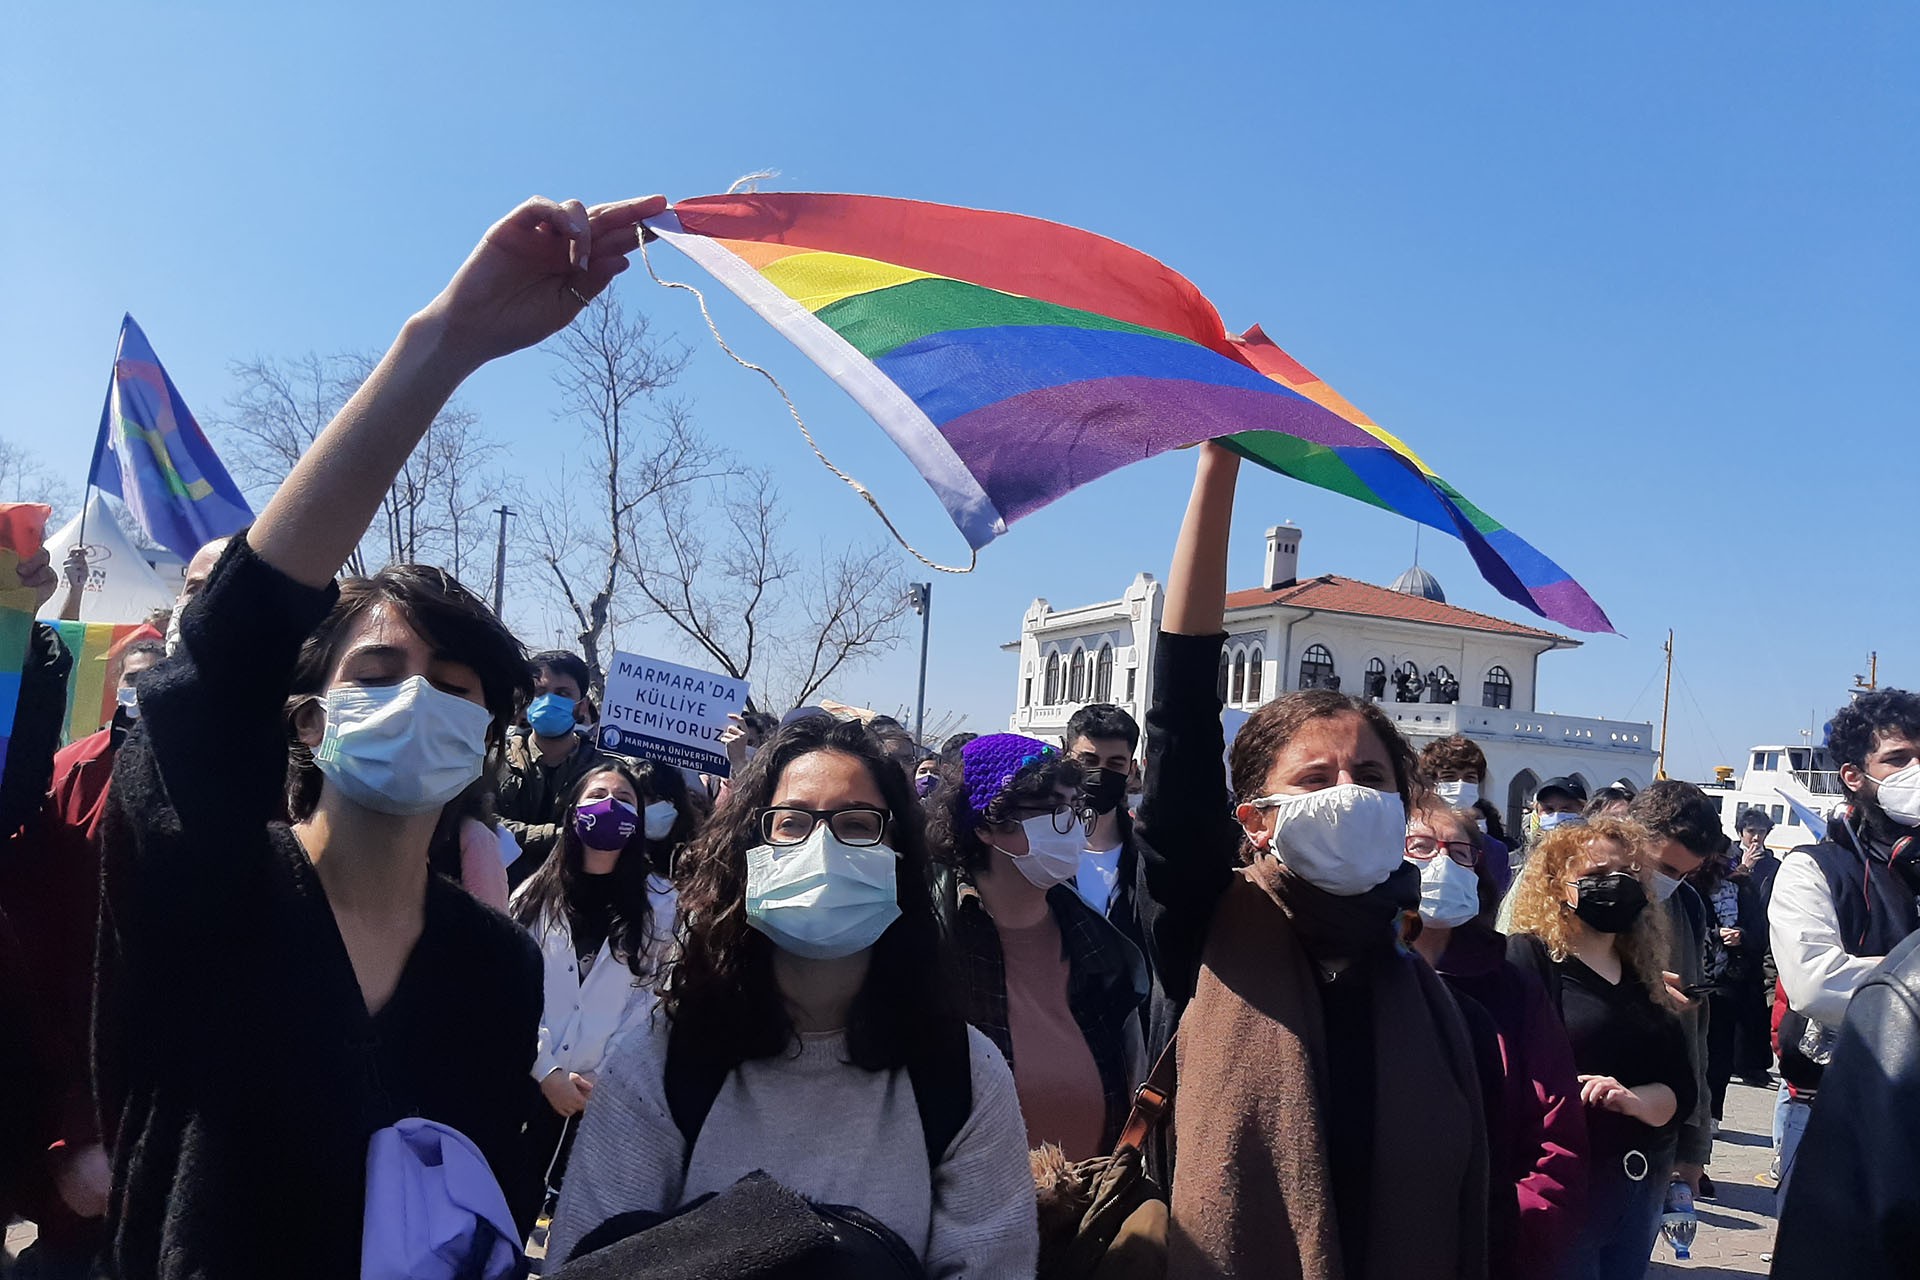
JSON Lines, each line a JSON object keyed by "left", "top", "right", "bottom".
{"left": 1560, "top": 1143, "right": 1676, "bottom": 1280}
{"left": 1774, "top": 1082, "right": 1813, "bottom": 1193}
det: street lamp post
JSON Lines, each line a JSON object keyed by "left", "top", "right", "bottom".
{"left": 909, "top": 582, "right": 932, "bottom": 746}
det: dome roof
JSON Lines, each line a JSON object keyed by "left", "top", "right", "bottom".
{"left": 1389, "top": 564, "right": 1446, "bottom": 603}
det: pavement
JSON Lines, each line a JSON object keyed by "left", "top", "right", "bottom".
{"left": 1648, "top": 1076, "right": 1781, "bottom": 1278}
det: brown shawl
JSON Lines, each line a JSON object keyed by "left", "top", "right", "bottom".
{"left": 1167, "top": 865, "right": 1489, "bottom": 1280}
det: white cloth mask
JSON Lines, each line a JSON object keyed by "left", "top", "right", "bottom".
{"left": 1418, "top": 854, "right": 1481, "bottom": 928}
{"left": 116, "top": 684, "right": 141, "bottom": 721}
{"left": 1434, "top": 780, "right": 1480, "bottom": 814}
{"left": 643, "top": 800, "right": 679, "bottom": 841}
{"left": 1250, "top": 784, "right": 1410, "bottom": 897}
{"left": 993, "top": 815, "right": 1083, "bottom": 889}
{"left": 1870, "top": 761, "right": 1920, "bottom": 827}
{"left": 312, "top": 676, "right": 492, "bottom": 817}
{"left": 744, "top": 824, "right": 900, "bottom": 960}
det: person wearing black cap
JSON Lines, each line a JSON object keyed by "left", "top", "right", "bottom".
{"left": 1531, "top": 776, "right": 1588, "bottom": 846}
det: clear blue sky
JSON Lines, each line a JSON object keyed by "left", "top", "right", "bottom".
{"left": 4, "top": 2, "right": 1914, "bottom": 777}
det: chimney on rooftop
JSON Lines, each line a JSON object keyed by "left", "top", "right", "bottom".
{"left": 1264, "top": 523, "right": 1301, "bottom": 589}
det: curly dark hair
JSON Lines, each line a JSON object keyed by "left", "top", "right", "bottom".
{"left": 1228, "top": 689, "right": 1424, "bottom": 809}
{"left": 1628, "top": 779, "right": 1723, "bottom": 857}
{"left": 924, "top": 751, "right": 1080, "bottom": 877}
{"left": 661, "top": 717, "right": 959, "bottom": 1071}
{"left": 1828, "top": 689, "right": 1920, "bottom": 785}
{"left": 512, "top": 761, "right": 665, "bottom": 980}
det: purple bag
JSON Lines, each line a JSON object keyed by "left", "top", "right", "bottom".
{"left": 362, "top": 1117, "right": 524, "bottom": 1280}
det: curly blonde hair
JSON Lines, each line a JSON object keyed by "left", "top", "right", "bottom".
{"left": 1509, "top": 817, "right": 1673, "bottom": 1002}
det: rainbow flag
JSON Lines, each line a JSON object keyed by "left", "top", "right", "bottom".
{"left": 0, "top": 504, "right": 53, "bottom": 783}
{"left": 51, "top": 621, "right": 152, "bottom": 743}
{"left": 646, "top": 194, "right": 1612, "bottom": 633}
{"left": 87, "top": 315, "right": 253, "bottom": 564}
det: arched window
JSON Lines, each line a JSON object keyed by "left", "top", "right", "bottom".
{"left": 1394, "top": 661, "right": 1424, "bottom": 703}
{"left": 1218, "top": 650, "right": 1231, "bottom": 702}
{"left": 1247, "top": 646, "right": 1264, "bottom": 703}
{"left": 1428, "top": 665, "right": 1458, "bottom": 704}
{"left": 1483, "top": 665, "right": 1513, "bottom": 709}
{"left": 1068, "top": 648, "right": 1087, "bottom": 703}
{"left": 1299, "top": 643, "right": 1336, "bottom": 691}
{"left": 1044, "top": 652, "right": 1061, "bottom": 705}
{"left": 1364, "top": 657, "right": 1387, "bottom": 700}
{"left": 1094, "top": 644, "right": 1114, "bottom": 703}
{"left": 1231, "top": 650, "right": 1247, "bottom": 704}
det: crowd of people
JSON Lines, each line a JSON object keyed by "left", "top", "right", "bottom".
{"left": 1, "top": 196, "right": 1915, "bottom": 1280}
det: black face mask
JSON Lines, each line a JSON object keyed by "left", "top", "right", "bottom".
{"left": 1570, "top": 872, "right": 1649, "bottom": 934}
{"left": 1079, "top": 767, "right": 1129, "bottom": 816}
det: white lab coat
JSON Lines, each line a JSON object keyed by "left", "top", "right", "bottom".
{"left": 519, "top": 875, "right": 677, "bottom": 1083}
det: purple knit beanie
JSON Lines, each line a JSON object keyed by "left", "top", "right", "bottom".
{"left": 959, "top": 734, "right": 1059, "bottom": 825}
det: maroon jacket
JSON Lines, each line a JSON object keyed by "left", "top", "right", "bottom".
{"left": 1437, "top": 923, "right": 1589, "bottom": 1280}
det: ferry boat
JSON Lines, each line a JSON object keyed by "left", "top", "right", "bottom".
{"left": 1693, "top": 654, "right": 1883, "bottom": 851}
{"left": 1697, "top": 745, "right": 1841, "bottom": 852}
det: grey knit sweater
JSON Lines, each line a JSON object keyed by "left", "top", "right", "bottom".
{"left": 549, "top": 1018, "right": 1039, "bottom": 1277}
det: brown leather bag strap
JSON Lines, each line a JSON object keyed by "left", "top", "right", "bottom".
{"left": 1114, "top": 1034, "right": 1178, "bottom": 1155}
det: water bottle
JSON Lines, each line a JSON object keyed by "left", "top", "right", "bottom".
{"left": 1661, "top": 1179, "right": 1697, "bottom": 1260}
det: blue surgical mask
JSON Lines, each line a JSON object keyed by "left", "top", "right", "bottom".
{"left": 643, "top": 800, "right": 678, "bottom": 841}
{"left": 1537, "top": 811, "right": 1583, "bottom": 832}
{"left": 527, "top": 692, "right": 577, "bottom": 739}
{"left": 744, "top": 824, "right": 900, "bottom": 960}
{"left": 313, "top": 676, "right": 493, "bottom": 817}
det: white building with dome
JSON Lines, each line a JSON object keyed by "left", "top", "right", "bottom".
{"left": 1006, "top": 522, "right": 1653, "bottom": 836}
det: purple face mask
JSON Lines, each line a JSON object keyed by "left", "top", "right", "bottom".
{"left": 574, "top": 797, "right": 639, "bottom": 851}
{"left": 915, "top": 773, "right": 938, "bottom": 798}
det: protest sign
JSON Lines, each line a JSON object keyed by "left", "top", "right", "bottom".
{"left": 598, "top": 651, "right": 750, "bottom": 776}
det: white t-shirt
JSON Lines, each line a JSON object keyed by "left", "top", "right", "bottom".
{"left": 1076, "top": 845, "right": 1125, "bottom": 916}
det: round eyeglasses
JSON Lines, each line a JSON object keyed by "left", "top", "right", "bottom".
{"left": 757, "top": 805, "right": 892, "bottom": 848}
{"left": 1000, "top": 802, "right": 1082, "bottom": 835}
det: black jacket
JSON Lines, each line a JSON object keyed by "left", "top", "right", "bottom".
{"left": 1771, "top": 930, "right": 1920, "bottom": 1279}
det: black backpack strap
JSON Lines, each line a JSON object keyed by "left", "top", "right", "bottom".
{"left": 663, "top": 1020, "right": 729, "bottom": 1174}
{"left": 905, "top": 1020, "right": 973, "bottom": 1169}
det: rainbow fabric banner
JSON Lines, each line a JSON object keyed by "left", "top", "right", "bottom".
{"left": 0, "top": 504, "right": 53, "bottom": 783}
{"left": 646, "top": 194, "right": 1613, "bottom": 633}
{"left": 51, "top": 621, "right": 152, "bottom": 743}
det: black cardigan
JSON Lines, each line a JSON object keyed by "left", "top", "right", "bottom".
{"left": 99, "top": 537, "right": 542, "bottom": 1280}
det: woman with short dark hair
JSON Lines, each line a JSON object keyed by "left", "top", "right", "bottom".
{"left": 99, "top": 194, "right": 662, "bottom": 1280}
{"left": 549, "top": 717, "right": 1037, "bottom": 1276}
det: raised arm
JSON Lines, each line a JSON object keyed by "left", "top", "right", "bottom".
{"left": 1134, "top": 444, "right": 1248, "bottom": 1005}
{"left": 251, "top": 196, "right": 663, "bottom": 587}
{"left": 1162, "top": 443, "right": 1238, "bottom": 636}
{"left": 121, "top": 197, "right": 665, "bottom": 863}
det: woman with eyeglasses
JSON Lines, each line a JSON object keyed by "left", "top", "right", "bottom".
{"left": 1407, "top": 804, "right": 1588, "bottom": 1280}
{"left": 923, "top": 734, "right": 1148, "bottom": 1161}
{"left": 547, "top": 717, "right": 1037, "bottom": 1276}
{"left": 1506, "top": 818, "right": 1694, "bottom": 1280}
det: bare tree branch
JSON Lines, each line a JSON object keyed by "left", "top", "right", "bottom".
{"left": 210, "top": 351, "right": 498, "bottom": 581}
{"left": 0, "top": 437, "right": 80, "bottom": 527}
